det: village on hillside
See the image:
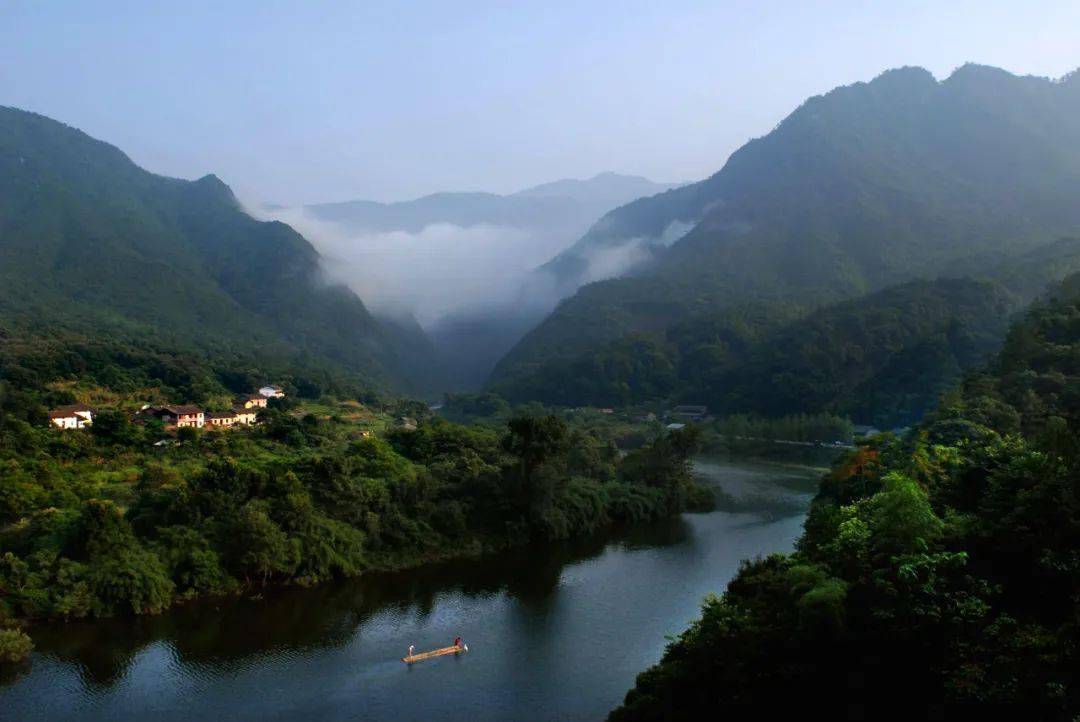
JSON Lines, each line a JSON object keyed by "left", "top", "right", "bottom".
{"left": 47, "top": 385, "right": 286, "bottom": 431}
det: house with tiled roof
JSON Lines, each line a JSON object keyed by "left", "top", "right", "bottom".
{"left": 161, "top": 405, "right": 204, "bottom": 428}
{"left": 48, "top": 404, "right": 94, "bottom": 429}
{"left": 206, "top": 411, "right": 238, "bottom": 428}
{"left": 239, "top": 393, "right": 268, "bottom": 409}
{"left": 234, "top": 408, "right": 258, "bottom": 425}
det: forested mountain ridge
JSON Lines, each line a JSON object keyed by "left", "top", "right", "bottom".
{"left": 0, "top": 105, "right": 431, "bottom": 394}
{"left": 609, "top": 271, "right": 1080, "bottom": 719}
{"left": 488, "top": 276, "right": 1018, "bottom": 425}
{"left": 495, "top": 65, "right": 1080, "bottom": 400}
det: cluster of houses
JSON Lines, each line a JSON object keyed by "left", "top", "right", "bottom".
{"left": 48, "top": 385, "right": 285, "bottom": 431}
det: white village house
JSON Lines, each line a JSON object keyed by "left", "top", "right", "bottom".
{"left": 48, "top": 404, "right": 94, "bottom": 429}
{"left": 139, "top": 405, "right": 205, "bottom": 429}
{"left": 207, "top": 408, "right": 258, "bottom": 428}
{"left": 259, "top": 385, "right": 285, "bottom": 398}
{"left": 163, "top": 405, "right": 205, "bottom": 428}
{"left": 234, "top": 408, "right": 258, "bottom": 425}
{"left": 240, "top": 393, "right": 268, "bottom": 409}
{"left": 207, "top": 411, "right": 238, "bottom": 428}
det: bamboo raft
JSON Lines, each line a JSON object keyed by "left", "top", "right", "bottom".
{"left": 402, "top": 644, "right": 466, "bottom": 664}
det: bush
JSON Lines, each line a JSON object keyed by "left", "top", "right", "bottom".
{"left": 0, "top": 628, "right": 33, "bottom": 664}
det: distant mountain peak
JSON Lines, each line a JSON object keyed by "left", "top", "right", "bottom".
{"left": 871, "top": 65, "right": 937, "bottom": 85}
{"left": 194, "top": 172, "right": 226, "bottom": 186}
{"left": 943, "top": 62, "right": 1029, "bottom": 89}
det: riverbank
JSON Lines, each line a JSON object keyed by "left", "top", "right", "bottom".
{"left": 0, "top": 415, "right": 713, "bottom": 671}
{"left": 1, "top": 459, "right": 819, "bottom": 721}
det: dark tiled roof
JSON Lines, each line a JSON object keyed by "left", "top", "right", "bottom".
{"left": 48, "top": 404, "right": 93, "bottom": 418}
{"left": 164, "top": 405, "right": 203, "bottom": 415}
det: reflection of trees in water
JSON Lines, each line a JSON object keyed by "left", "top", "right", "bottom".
{"left": 694, "top": 457, "right": 821, "bottom": 521}
{"left": 0, "top": 659, "right": 30, "bottom": 687}
{"left": 20, "top": 517, "right": 693, "bottom": 689}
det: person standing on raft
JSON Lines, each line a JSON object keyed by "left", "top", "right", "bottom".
{"left": 453, "top": 637, "right": 462, "bottom": 648}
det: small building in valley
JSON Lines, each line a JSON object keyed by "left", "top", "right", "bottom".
{"left": 670, "top": 405, "right": 709, "bottom": 423}
{"left": 259, "top": 385, "right": 285, "bottom": 398}
{"left": 48, "top": 404, "right": 94, "bottom": 429}
{"left": 239, "top": 394, "right": 268, "bottom": 409}
{"left": 207, "top": 411, "right": 238, "bottom": 428}
{"left": 234, "top": 408, "right": 258, "bottom": 425}
{"left": 162, "top": 405, "right": 204, "bottom": 428}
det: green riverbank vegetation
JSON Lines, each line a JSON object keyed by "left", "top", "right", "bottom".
{"left": 609, "top": 274, "right": 1080, "bottom": 719}
{"left": 0, "top": 378, "right": 711, "bottom": 665}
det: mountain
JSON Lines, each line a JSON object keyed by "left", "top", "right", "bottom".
{"left": 0, "top": 105, "right": 430, "bottom": 395}
{"left": 490, "top": 275, "right": 1025, "bottom": 426}
{"left": 513, "top": 172, "right": 681, "bottom": 209}
{"left": 302, "top": 172, "right": 673, "bottom": 238}
{"left": 493, "top": 65, "right": 1080, "bottom": 406}
{"left": 287, "top": 174, "right": 676, "bottom": 392}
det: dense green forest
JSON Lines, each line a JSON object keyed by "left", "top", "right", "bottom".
{"left": 0, "top": 361, "right": 711, "bottom": 663}
{"left": 496, "top": 66, "right": 1080, "bottom": 410}
{"left": 0, "top": 105, "right": 437, "bottom": 396}
{"left": 491, "top": 277, "right": 1019, "bottom": 426}
{"left": 608, "top": 273, "right": 1080, "bottom": 719}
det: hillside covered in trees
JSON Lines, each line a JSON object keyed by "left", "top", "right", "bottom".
{"left": 0, "top": 105, "right": 437, "bottom": 397}
{"left": 608, "top": 272, "right": 1080, "bottom": 719}
{"left": 490, "top": 274, "right": 1036, "bottom": 427}
{"left": 493, "top": 66, "right": 1080, "bottom": 417}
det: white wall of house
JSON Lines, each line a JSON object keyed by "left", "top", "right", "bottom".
{"left": 50, "top": 411, "right": 92, "bottom": 429}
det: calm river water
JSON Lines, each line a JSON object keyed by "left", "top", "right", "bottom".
{"left": 0, "top": 458, "right": 824, "bottom": 721}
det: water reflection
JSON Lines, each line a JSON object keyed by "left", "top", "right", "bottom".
{"left": 20, "top": 517, "right": 693, "bottom": 690}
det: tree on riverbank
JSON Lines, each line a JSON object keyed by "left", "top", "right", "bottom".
{"left": 0, "top": 628, "right": 32, "bottom": 664}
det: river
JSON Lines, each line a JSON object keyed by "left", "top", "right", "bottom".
{"left": 0, "top": 458, "right": 825, "bottom": 721}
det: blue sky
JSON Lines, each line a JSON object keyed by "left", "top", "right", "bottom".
{"left": 2, "top": 0, "right": 1079, "bottom": 204}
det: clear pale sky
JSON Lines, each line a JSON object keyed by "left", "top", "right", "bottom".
{"left": 2, "top": 0, "right": 1078, "bottom": 205}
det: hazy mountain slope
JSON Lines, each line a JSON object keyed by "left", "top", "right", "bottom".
{"left": 0, "top": 105, "right": 427, "bottom": 392}
{"left": 513, "top": 172, "right": 678, "bottom": 207}
{"left": 494, "top": 65, "right": 1080, "bottom": 394}
{"left": 291, "top": 174, "right": 675, "bottom": 392}
{"left": 303, "top": 173, "right": 674, "bottom": 239}
{"left": 304, "top": 191, "right": 581, "bottom": 234}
